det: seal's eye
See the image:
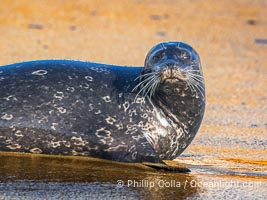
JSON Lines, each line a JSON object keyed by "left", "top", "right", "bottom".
{"left": 151, "top": 55, "right": 161, "bottom": 64}
{"left": 180, "top": 51, "right": 190, "bottom": 60}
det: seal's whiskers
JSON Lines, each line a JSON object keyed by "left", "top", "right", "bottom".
{"left": 185, "top": 72, "right": 205, "bottom": 98}
{"left": 185, "top": 79, "right": 195, "bottom": 93}
{"left": 140, "top": 75, "right": 159, "bottom": 98}
{"left": 187, "top": 73, "right": 204, "bottom": 84}
{"left": 187, "top": 72, "right": 204, "bottom": 79}
{"left": 194, "top": 84, "right": 205, "bottom": 98}
{"left": 187, "top": 69, "right": 201, "bottom": 72}
{"left": 189, "top": 80, "right": 205, "bottom": 98}
{"left": 151, "top": 78, "right": 161, "bottom": 98}
{"left": 134, "top": 72, "right": 157, "bottom": 81}
{"left": 145, "top": 76, "right": 161, "bottom": 102}
{"left": 132, "top": 74, "right": 157, "bottom": 92}
{"left": 142, "top": 76, "right": 157, "bottom": 96}
{"left": 133, "top": 75, "right": 156, "bottom": 102}
{"left": 133, "top": 73, "right": 161, "bottom": 103}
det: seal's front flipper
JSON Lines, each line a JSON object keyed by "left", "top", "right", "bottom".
{"left": 142, "top": 161, "right": 190, "bottom": 173}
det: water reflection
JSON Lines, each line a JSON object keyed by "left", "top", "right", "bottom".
{"left": 0, "top": 153, "right": 200, "bottom": 199}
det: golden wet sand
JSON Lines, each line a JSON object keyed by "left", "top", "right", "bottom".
{"left": 0, "top": 0, "right": 266, "bottom": 199}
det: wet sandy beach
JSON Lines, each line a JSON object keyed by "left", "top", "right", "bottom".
{"left": 0, "top": 0, "right": 266, "bottom": 199}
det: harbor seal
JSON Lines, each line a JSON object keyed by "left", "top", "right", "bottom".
{"left": 0, "top": 42, "right": 205, "bottom": 163}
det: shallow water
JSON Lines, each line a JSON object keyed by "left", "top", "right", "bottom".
{"left": 0, "top": 153, "right": 198, "bottom": 200}
{"left": 0, "top": 153, "right": 266, "bottom": 199}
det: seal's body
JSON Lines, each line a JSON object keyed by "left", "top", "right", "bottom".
{"left": 0, "top": 42, "right": 205, "bottom": 163}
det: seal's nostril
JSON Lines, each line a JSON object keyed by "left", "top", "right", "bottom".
{"left": 166, "top": 63, "right": 172, "bottom": 67}
{"left": 166, "top": 62, "right": 174, "bottom": 66}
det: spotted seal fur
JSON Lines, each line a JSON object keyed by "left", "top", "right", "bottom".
{"left": 0, "top": 42, "right": 205, "bottom": 163}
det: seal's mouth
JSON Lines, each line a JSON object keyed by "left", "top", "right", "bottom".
{"left": 164, "top": 78, "right": 181, "bottom": 84}
{"left": 160, "top": 65, "right": 187, "bottom": 83}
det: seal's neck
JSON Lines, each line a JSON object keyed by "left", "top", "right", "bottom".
{"left": 153, "top": 82, "right": 205, "bottom": 127}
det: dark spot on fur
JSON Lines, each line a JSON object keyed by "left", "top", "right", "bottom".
{"left": 97, "top": 130, "right": 109, "bottom": 137}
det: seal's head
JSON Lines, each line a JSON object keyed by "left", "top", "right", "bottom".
{"left": 135, "top": 41, "right": 204, "bottom": 100}
{"left": 145, "top": 41, "right": 202, "bottom": 81}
